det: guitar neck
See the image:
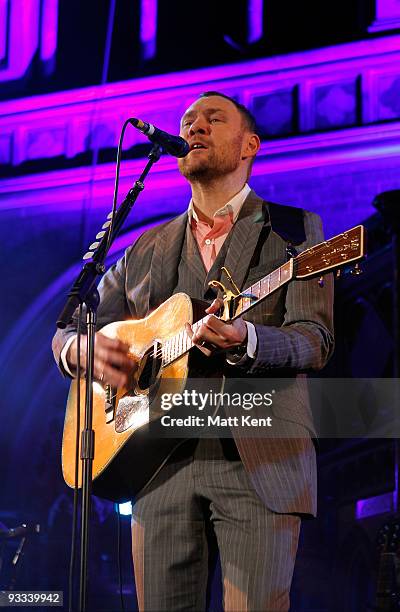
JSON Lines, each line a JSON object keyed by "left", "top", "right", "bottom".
{"left": 230, "top": 258, "right": 294, "bottom": 320}
{"left": 161, "top": 259, "right": 294, "bottom": 367}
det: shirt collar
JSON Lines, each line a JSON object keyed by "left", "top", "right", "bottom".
{"left": 188, "top": 183, "right": 251, "bottom": 225}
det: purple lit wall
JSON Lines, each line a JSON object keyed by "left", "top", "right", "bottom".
{"left": 248, "top": 0, "right": 264, "bottom": 44}
{"left": 0, "top": 0, "right": 58, "bottom": 82}
{"left": 369, "top": 0, "right": 400, "bottom": 31}
{"left": 2, "top": 34, "right": 400, "bottom": 234}
{"left": 140, "top": 0, "right": 157, "bottom": 60}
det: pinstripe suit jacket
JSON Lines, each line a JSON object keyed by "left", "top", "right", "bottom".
{"left": 53, "top": 190, "right": 334, "bottom": 516}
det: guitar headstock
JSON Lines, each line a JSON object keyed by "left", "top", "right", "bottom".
{"left": 295, "top": 225, "right": 366, "bottom": 279}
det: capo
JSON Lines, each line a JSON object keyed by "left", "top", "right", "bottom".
{"left": 221, "top": 266, "right": 258, "bottom": 307}
{"left": 208, "top": 266, "right": 241, "bottom": 321}
{"left": 221, "top": 266, "right": 241, "bottom": 294}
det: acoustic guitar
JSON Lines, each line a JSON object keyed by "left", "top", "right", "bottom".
{"left": 62, "top": 225, "right": 366, "bottom": 501}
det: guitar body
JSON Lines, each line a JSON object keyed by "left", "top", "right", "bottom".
{"left": 62, "top": 293, "right": 223, "bottom": 502}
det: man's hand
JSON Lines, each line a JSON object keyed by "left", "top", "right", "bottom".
{"left": 66, "top": 333, "right": 136, "bottom": 387}
{"left": 185, "top": 297, "right": 247, "bottom": 356}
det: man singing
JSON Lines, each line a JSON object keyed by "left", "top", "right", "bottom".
{"left": 53, "top": 92, "right": 334, "bottom": 611}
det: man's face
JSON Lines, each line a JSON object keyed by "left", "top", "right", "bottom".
{"left": 178, "top": 96, "right": 250, "bottom": 182}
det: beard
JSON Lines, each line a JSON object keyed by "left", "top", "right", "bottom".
{"left": 178, "top": 138, "right": 243, "bottom": 183}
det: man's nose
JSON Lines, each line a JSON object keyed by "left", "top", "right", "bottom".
{"left": 188, "top": 117, "right": 209, "bottom": 135}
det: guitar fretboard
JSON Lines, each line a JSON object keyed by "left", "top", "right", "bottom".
{"left": 161, "top": 259, "right": 293, "bottom": 367}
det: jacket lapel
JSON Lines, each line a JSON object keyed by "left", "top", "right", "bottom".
{"left": 148, "top": 211, "right": 188, "bottom": 310}
{"left": 181, "top": 224, "right": 208, "bottom": 285}
{"left": 222, "top": 190, "right": 269, "bottom": 291}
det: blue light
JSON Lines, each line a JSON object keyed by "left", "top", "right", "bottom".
{"left": 356, "top": 491, "right": 396, "bottom": 520}
{"left": 117, "top": 501, "right": 132, "bottom": 516}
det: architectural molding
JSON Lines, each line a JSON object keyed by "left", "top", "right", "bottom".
{"left": 369, "top": 0, "right": 400, "bottom": 32}
{"left": 1, "top": 35, "right": 400, "bottom": 172}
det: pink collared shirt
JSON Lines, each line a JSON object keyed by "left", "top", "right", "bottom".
{"left": 188, "top": 184, "right": 251, "bottom": 272}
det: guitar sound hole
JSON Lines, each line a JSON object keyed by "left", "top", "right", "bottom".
{"left": 137, "top": 342, "right": 162, "bottom": 392}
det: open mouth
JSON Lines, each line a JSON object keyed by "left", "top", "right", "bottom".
{"left": 190, "top": 143, "right": 208, "bottom": 151}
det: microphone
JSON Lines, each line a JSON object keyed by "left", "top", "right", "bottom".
{"left": 129, "top": 118, "right": 190, "bottom": 158}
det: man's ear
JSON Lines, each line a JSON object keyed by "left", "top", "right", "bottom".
{"left": 242, "top": 133, "right": 261, "bottom": 160}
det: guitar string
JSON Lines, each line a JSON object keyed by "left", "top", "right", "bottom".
{"left": 132, "top": 282, "right": 266, "bottom": 372}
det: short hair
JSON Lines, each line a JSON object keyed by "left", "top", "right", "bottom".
{"left": 199, "top": 91, "right": 258, "bottom": 134}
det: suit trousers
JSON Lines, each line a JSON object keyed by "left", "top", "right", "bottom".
{"left": 131, "top": 437, "right": 301, "bottom": 612}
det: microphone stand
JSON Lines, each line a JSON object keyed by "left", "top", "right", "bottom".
{"left": 56, "top": 143, "right": 162, "bottom": 612}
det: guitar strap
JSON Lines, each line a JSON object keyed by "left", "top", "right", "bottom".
{"left": 267, "top": 201, "right": 306, "bottom": 246}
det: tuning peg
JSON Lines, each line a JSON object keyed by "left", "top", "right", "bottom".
{"left": 107, "top": 212, "right": 114, "bottom": 219}
{"left": 102, "top": 220, "right": 111, "bottom": 229}
{"left": 318, "top": 276, "right": 324, "bottom": 288}
{"left": 350, "top": 263, "right": 362, "bottom": 275}
{"left": 89, "top": 241, "right": 100, "bottom": 250}
{"left": 96, "top": 230, "right": 106, "bottom": 239}
{"left": 83, "top": 252, "right": 93, "bottom": 260}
